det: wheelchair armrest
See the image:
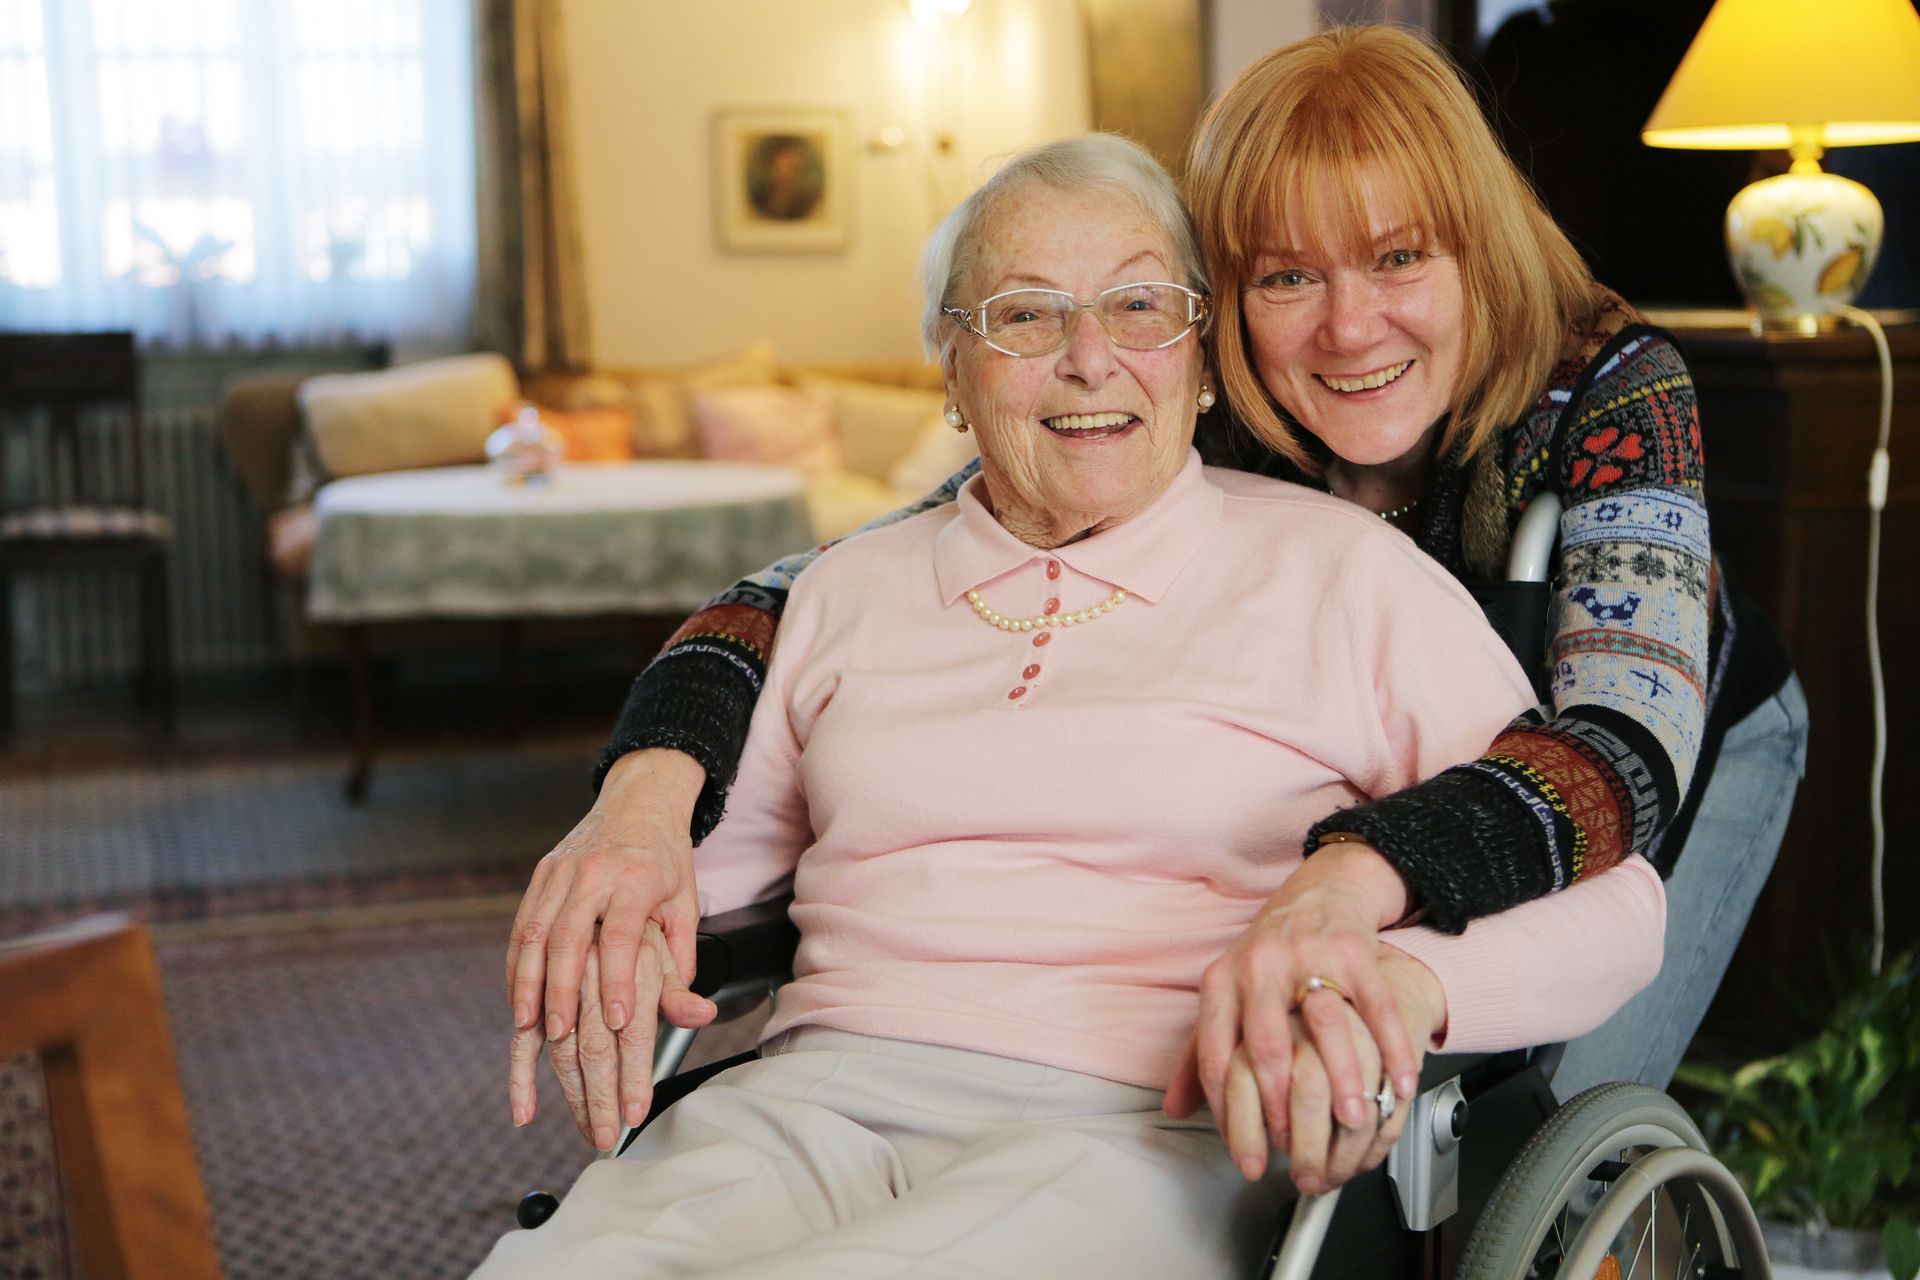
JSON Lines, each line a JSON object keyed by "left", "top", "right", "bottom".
{"left": 1420, "top": 1053, "right": 1480, "bottom": 1092}
{"left": 1421, "top": 1048, "right": 1547, "bottom": 1094}
{"left": 690, "top": 896, "right": 799, "bottom": 1002}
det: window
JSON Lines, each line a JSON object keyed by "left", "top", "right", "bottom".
{"left": 0, "top": 0, "right": 476, "bottom": 348}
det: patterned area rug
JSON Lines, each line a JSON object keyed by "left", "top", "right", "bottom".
{"left": 0, "top": 736, "right": 605, "bottom": 934}
{"left": 0, "top": 733, "right": 768, "bottom": 1277}
{"left": 0, "top": 1061, "right": 60, "bottom": 1278}
{"left": 1, "top": 912, "right": 767, "bottom": 1280}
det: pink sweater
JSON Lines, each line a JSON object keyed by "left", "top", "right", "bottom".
{"left": 697, "top": 454, "right": 1665, "bottom": 1089}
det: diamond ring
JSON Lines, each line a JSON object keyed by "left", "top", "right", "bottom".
{"left": 1294, "top": 974, "right": 1350, "bottom": 1005}
{"left": 1372, "top": 1075, "right": 1396, "bottom": 1122}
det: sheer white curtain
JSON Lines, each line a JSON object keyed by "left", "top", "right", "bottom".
{"left": 0, "top": 0, "right": 477, "bottom": 349}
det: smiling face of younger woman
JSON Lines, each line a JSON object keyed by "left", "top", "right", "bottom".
{"left": 945, "top": 183, "right": 1206, "bottom": 548}
{"left": 1241, "top": 169, "right": 1466, "bottom": 471}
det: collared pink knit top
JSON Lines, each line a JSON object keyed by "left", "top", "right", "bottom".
{"left": 696, "top": 453, "right": 1665, "bottom": 1090}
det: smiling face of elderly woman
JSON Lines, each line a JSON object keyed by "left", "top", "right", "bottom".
{"left": 941, "top": 182, "right": 1208, "bottom": 549}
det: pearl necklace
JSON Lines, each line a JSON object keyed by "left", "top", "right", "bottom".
{"left": 1375, "top": 497, "right": 1420, "bottom": 522}
{"left": 967, "top": 586, "right": 1128, "bottom": 632}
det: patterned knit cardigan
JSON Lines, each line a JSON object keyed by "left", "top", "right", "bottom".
{"left": 598, "top": 294, "right": 1720, "bottom": 932}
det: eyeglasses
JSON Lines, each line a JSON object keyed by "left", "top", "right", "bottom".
{"left": 944, "top": 282, "right": 1211, "bottom": 357}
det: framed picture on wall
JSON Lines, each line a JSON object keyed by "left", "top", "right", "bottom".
{"left": 712, "top": 107, "right": 852, "bottom": 253}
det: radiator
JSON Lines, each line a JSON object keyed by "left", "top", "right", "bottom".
{"left": 5, "top": 348, "right": 377, "bottom": 693}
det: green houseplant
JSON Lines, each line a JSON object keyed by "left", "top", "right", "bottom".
{"left": 1675, "top": 950, "right": 1920, "bottom": 1279}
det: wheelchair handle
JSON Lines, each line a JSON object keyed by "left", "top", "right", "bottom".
{"left": 1505, "top": 492, "right": 1561, "bottom": 583}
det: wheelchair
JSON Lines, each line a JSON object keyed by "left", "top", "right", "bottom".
{"left": 516, "top": 494, "right": 1774, "bottom": 1278}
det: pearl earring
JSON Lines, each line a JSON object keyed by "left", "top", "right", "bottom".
{"left": 944, "top": 406, "right": 968, "bottom": 432}
{"left": 1197, "top": 386, "right": 1216, "bottom": 411}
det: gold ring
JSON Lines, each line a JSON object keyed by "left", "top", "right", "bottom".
{"left": 1294, "top": 974, "right": 1350, "bottom": 1005}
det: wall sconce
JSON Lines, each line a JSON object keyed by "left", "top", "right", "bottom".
{"left": 1642, "top": 0, "right": 1920, "bottom": 334}
{"left": 905, "top": 0, "right": 970, "bottom": 212}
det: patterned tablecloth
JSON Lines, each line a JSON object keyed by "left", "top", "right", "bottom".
{"left": 307, "top": 462, "right": 815, "bottom": 623}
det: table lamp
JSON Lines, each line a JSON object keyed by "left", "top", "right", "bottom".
{"left": 1642, "top": 0, "right": 1920, "bottom": 333}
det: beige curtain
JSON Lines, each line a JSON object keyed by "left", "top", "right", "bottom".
{"left": 474, "top": 0, "right": 592, "bottom": 374}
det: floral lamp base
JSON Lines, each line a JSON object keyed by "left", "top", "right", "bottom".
{"left": 1725, "top": 166, "right": 1883, "bottom": 336}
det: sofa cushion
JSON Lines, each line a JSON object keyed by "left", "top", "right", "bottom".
{"left": 299, "top": 354, "right": 518, "bottom": 479}
{"left": 538, "top": 344, "right": 780, "bottom": 458}
{"left": 637, "top": 343, "right": 779, "bottom": 457}
{"left": 887, "top": 414, "right": 980, "bottom": 497}
{"left": 804, "top": 471, "right": 909, "bottom": 542}
{"left": 798, "top": 376, "right": 947, "bottom": 483}
{"left": 510, "top": 404, "right": 638, "bottom": 463}
{"left": 690, "top": 383, "right": 842, "bottom": 475}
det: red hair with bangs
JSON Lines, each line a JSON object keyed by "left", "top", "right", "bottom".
{"left": 1187, "top": 24, "right": 1608, "bottom": 472}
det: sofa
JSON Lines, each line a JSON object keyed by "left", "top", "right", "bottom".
{"left": 522, "top": 344, "right": 973, "bottom": 544}
{"left": 217, "top": 345, "right": 974, "bottom": 662}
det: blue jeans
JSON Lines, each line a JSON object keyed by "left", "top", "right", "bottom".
{"left": 1550, "top": 672, "right": 1810, "bottom": 1101}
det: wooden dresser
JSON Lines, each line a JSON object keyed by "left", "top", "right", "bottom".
{"left": 1653, "top": 311, "right": 1920, "bottom": 1037}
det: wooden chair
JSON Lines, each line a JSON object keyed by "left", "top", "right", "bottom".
{"left": 0, "top": 915, "right": 222, "bottom": 1279}
{"left": 0, "top": 331, "right": 174, "bottom": 735}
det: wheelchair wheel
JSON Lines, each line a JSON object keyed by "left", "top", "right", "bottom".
{"left": 1458, "top": 1082, "right": 1768, "bottom": 1280}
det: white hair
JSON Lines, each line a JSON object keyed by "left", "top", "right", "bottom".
{"left": 919, "top": 133, "right": 1207, "bottom": 359}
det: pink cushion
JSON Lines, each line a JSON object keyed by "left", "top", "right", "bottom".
{"left": 689, "top": 384, "right": 843, "bottom": 475}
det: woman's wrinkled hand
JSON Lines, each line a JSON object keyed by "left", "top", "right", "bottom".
{"left": 511, "top": 920, "right": 715, "bottom": 1147}
{"left": 505, "top": 749, "right": 708, "bottom": 1068}
{"left": 1169, "top": 841, "right": 1418, "bottom": 1160}
{"left": 1195, "top": 947, "right": 1445, "bottom": 1193}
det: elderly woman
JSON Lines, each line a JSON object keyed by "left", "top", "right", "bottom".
{"left": 507, "top": 25, "right": 1803, "bottom": 1156}
{"left": 477, "top": 135, "right": 1664, "bottom": 1279}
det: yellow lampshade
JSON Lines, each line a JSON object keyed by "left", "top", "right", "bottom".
{"left": 1642, "top": 0, "right": 1920, "bottom": 151}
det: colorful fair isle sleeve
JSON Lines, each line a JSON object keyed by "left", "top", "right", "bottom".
{"left": 1309, "top": 324, "right": 1712, "bottom": 932}
{"left": 595, "top": 458, "right": 981, "bottom": 841}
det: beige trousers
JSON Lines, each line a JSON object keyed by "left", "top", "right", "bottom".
{"left": 470, "top": 1026, "right": 1294, "bottom": 1279}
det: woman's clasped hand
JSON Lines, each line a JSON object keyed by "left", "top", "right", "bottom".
{"left": 1166, "top": 839, "right": 1441, "bottom": 1191}
{"left": 512, "top": 919, "right": 712, "bottom": 1150}
{"left": 1196, "top": 947, "right": 1443, "bottom": 1194}
{"left": 504, "top": 748, "right": 714, "bottom": 1142}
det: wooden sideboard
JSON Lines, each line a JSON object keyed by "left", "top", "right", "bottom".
{"left": 1658, "top": 313, "right": 1920, "bottom": 1038}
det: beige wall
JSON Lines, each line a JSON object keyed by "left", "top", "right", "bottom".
{"left": 1206, "top": 0, "right": 1316, "bottom": 94}
{"left": 560, "top": 0, "right": 1091, "bottom": 367}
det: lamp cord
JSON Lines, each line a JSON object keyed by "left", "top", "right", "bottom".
{"left": 1830, "top": 303, "right": 1892, "bottom": 978}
